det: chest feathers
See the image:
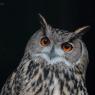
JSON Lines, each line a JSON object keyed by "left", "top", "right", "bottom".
{"left": 14, "top": 60, "right": 88, "bottom": 95}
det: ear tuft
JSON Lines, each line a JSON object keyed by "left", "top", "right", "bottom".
{"left": 74, "top": 26, "right": 90, "bottom": 35}
{"left": 38, "top": 14, "right": 48, "bottom": 31}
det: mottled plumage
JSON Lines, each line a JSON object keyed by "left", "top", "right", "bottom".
{"left": 0, "top": 15, "right": 89, "bottom": 95}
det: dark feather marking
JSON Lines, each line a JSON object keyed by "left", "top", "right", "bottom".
{"left": 26, "top": 61, "right": 39, "bottom": 75}
{"left": 31, "top": 81, "right": 36, "bottom": 87}
{"left": 43, "top": 68, "right": 49, "bottom": 80}
{"left": 49, "top": 72, "right": 53, "bottom": 86}
{"left": 45, "top": 88, "right": 49, "bottom": 95}
{"left": 60, "top": 80, "right": 64, "bottom": 95}
{"left": 37, "top": 74, "right": 42, "bottom": 84}
{"left": 51, "top": 87, "right": 54, "bottom": 95}
{"left": 55, "top": 70, "right": 59, "bottom": 78}
{"left": 31, "top": 68, "right": 39, "bottom": 79}
{"left": 74, "top": 79, "right": 78, "bottom": 89}
{"left": 71, "top": 88, "right": 74, "bottom": 95}
{"left": 34, "top": 85, "right": 42, "bottom": 95}
{"left": 64, "top": 73, "right": 70, "bottom": 81}
{"left": 66, "top": 83, "right": 70, "bottom": 91}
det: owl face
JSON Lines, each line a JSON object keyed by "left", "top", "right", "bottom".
{"left": 25, "top": 15, "right": 89, "bottom": 67}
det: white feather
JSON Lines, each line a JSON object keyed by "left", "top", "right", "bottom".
{"left": 33, "top": 53, "right": 71, "bottom": 66}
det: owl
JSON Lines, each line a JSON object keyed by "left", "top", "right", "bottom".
{"left": 0, "top": 14, "right": 89, "bottom": 95}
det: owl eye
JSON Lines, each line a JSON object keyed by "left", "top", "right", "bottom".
{"left": 40, "top": 37, "right": 50, "bottom": 46}
{"left": 61, "top": 42, "right": 73, "bottom": 52}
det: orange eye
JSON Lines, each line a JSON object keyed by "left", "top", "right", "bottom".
{"left": 61, "top": 42, "right": 73, "bottom": 52}
{"left": 40, "top": 37, "right": 50, "bottom": 46}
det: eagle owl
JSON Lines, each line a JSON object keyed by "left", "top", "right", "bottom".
{"left": 0, "top": 15, "right": 89, "bottom": 95}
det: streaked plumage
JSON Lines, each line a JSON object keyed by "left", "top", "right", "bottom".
{"left": 0, "top": 15, "right": 89, "bottom": 95}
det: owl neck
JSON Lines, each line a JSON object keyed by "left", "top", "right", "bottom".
{"left": 19, "top": 54, "right": 86, "bottom": 82}
{"left": 20, "top": 52, "right": 87, "bottom": 80}
{"left": 17, "top": 57, "right": 87, "bottom": 95}
{"left": 15, "top": 45, "right": 88, "bottom": 94}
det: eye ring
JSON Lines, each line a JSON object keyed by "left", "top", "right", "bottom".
{"left": 61, "top": 42, "right": 73, "bottom": 52}
{"left": 40, "top": 37, "right": 50, "bottom": 47}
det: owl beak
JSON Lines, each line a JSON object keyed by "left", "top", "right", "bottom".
{"left": 49, "top": 52, "right": 55, "bottom": 60}
{"left": 49, "top": 46, "right": 56, "bottom": 59}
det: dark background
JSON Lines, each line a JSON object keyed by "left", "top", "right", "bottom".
{"left": 0, "top": 0, "right": 95, "bottom": 94}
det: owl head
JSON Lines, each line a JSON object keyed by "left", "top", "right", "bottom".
{"left": 25, "top": 15, "right": 89, "bottom": 70}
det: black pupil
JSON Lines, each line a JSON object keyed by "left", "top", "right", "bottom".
{"left": 63, "top": 43, "right": 71, "bottom": 49}
{"left": 43, "top": 37, "right": 49, "bottom": 44}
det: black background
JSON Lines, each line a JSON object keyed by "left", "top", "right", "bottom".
{"left": 0, "top": 0, "right": 95, "bottom": 94}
